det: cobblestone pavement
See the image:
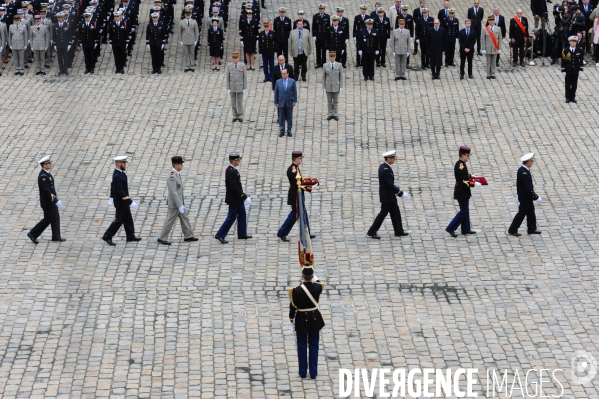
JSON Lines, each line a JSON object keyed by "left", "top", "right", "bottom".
{"left": 0, "top": 0, "right": 598, "bottom": 397}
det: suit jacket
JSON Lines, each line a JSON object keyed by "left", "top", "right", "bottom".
{"left": 580, "top": 3, "right": 594, "bottom": 26}
{"left": 467, "top": 6, "right": 485, "bottom": 29}
{"left": 272, "top": 63, "right": 294, "bottom": 90}
{"left": 515, "top": 166, "right": 538, "bottom": 202}
{"left": 438, "top": 7, "right": 451, "bottom": 22}
{"left": 453, "top": 159, "right": 471, "bottom": 200}
{"left": 225, "top": 62, "right": 247, "bottom": 92}
{"left": 288, "top": 281, "right": 325, "bottom": 334}
{"left": 38, "top": 169, "right": 58, "bottom": 209}
{"left": 458, "top": 27, "right": 476, "bottom": 52}
{"left": 509, "top": 16, "right": 529, "bottom": 42}
{"left": 413, "top": 7, "right": 425, "bottom": 22}
{"left": 391, "top": 26, "right": 410, "bottom": 53}
{"left": 561, "top": 45, "right": 584, "bottom": 74}
{"left": 531, "top": 0, "right": 548, "bottom": 17}
{"left": 110, "top": 169, "right": 133, "bottom": 208}
{"left": 30, "top": 24, "right": 50, "bottom": 50}
{"left": 289, "top": 28, "right": 313, "bottom": 57}
{"left": 353, "top": 13, "right": 368, "bottom": 38}
{"left": 179, "top": 18, "right": 199, "bottom": 45}
{"left": 166, "top": 169, "right": 185, "bottom": 209}
{"left": 224, "top": 165, "right": 247, "bottom": 206}
{"left": 570, "top": 13, "right": 585, "bottom": 35}
{"left": 487, "top": 14, "right": 506, "bottom": 38}
{"left": 481, "top": 25, "right": 501, "bottom": 53}
{"left": 322, "top": 60, "right": 343, "bottom": 91}
{"left": 428, "top": 27, "right": 445, "bottom": 53}
{"left": 274, "top": 77, "right": 297, "bottom": 108}
{"left": 8, "top": 23, "right": 28, "bottom": 48}
{"left": 389, "top": 5, "right": 402, "bottom": 28}
{"left": 377, "top": 162, "right": 402, "bottom": 203}
{"left": 77, "top": 21, "right": 98, "bottom": 48}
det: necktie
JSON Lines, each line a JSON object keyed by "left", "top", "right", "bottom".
{"left": 368, "top": 29, "right": 371, "bottom": 34}
{"left": 435, "top": 28, "right": 438, "bottom": 31}
{"left": 331, "top": 63, "right": 333, "bottom": 69}
{"left": 155, "top": 23, "right": 157, "bottom": 26}
{"left": 187, "top": 20, "right": 189, "bottom": 26}
{"left": 475, "top": 8, "right": 478, "bottom": 15}
{"left": 466, "top": 28, "right": 469, "bottom": 35}
{"left": 446, "top": 9, "right": 448, "bottom": 17}
{"left": 284, "top": 79, "right": 287, "bottom": 90}
{"left": 38, "top": 26, "right": 40, "bottom": 30}
{"left": 235, "top": 63, "right": 238, "bottom": 69}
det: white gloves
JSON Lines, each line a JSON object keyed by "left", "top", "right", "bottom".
{"left": 194, "top": 41, "right": 197, "bottom": 47}
{"left": 482, "top": 49, "right": 486, "bottom": 54}
{"left": 108, "top": 198, "right": 114, "bottom": 206}
{"left": 240, "top": 40, "right": 243, "bottom": 46}
{"left": 345, "top": 39, "right": 348, "bottom": 43}
{"left": 24, "top": 46, "right": 27, "bottom": 50}
{"left": 341, "top": 50, "right": 344, "bottom": 54}
{"left": 256, "top": 40, "right": 258, "bottom": 47}
{"left": 562, "top": 72, "right": 566, "bottom": 76}
{"left": 28, "top": 39, "right": 30, "bottom": 44}
{"left": 339, "top": 88, "right": 343, "bottom": 92}
{"left": 312, "top": 183, "right": 319, "bottom": 190}
{"left": 56, "top": 200, "right": 64, "bottom": 210}
{"left": 313, "top": 36, "right": 316, "bottom": 41}
{"left": 406, "top": 52, "right": 410, "bottom": 56}
{"left": 131, "top": 27, "right": 136, "bottom": 32}
{"left": 536, "top": 197, "right": 542, "bottom": 203}
{"left": 474, "top": 182, "right": 482, "bottom": 187}
{"left": 179, "top": 205, "right": 185, "bottom": 213}
{"left": 579, "top": 71, "right": 583, "bottom": 75}
{"left": 67, "top": 45, "right": 71, "bottom": 51}
{"left": 290, "top": 323, "right": 295, "bottom": 332}
{"left": 0, "top": 47, "right": 3, "bottom": 52}
{"left": 497, "top": 49, "right": 501, "bottom": 54}
{"left": 311, "top": 274, "right": 319, "bottom": 282}
{"left": 45, "top": 47, "right": 47, "bottom": 51}
{"left": 375, "top": 50, "right": 379, "bottom": 55}
{"left": 392, "top": 52, "right": 396, "bottom": 56}
{"left": 415, "top": 39, "right": 419, "bottom": 43}
{"left": 323, "top": 89, "right": 326, "bottom": 94}
{"left": 410, "top": 37, "right": 414, "bottom": 42}
{"left": 147, "top": 44, "right": 150, "bottom": 50}
{"left": 243, "top": 89, "right": 247, "bottom": 94}
{"left": 79, "top": 43, "right": 83, "bottom": 47}
{"left": 354, "top": 37, "right": 356, "bottom": 42}
{"left": 358, "top": 50, "right": 362, "bottom": 55}
{"left": 180, "top": 41, "right": 183, "bottom": 46}
{"left": 456, "top": 38, "right": 459, "bottom": 42}
{"left": 244, "top": 197, "right": 252, "bottom": 206}
{"left": 130, "top": 201, "right": 139, "bottom": 210}
{"left": 110, "top": 44, "right": 112, "bottom": 49}
{"left": 386, "top": 38, "right": 390, "bottom": 44}
{"left": 161, "top": 44, "right": 164, "bottom": 50}
{"left": 228, "top": 89, "right": 231, "bottom": 94}
{"left": 94, "top": 43, "right": 97, "bottom": 48}
{"left": 401, "top": 192, "right": 409, "bottom": 198}
{"left": 470, "top": 174, "right": 477, "bottom": 178}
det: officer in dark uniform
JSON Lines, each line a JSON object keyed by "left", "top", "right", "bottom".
{"left": 416, "top": 8, "right": 433, "bottom": 68}
{"left": 561, "top": 36, "right": 584, "bottom": 103}
{"left": 397, "top": 6, "right": 414, "bottom": 65}
{"left": 288, "top": 266, "right": 325, "bottom": 379}
{"left": 326, "top": 15, "right": 344, "bottom": 63}
{"left": 258, "top": 18, "right": 275, "bottom": 81}
{"left": 335, "top": 7, "right": 349, "bottom": 66}
{"left": 146, "top": 12, "right": 164, "bottom": 73}
{"left": 110, "top": 10, "right": 128, "bottom": 73}
{"left": 273, "top": 7, "right": 291, "bottom": 60}
{"left": 312, "top": 4, "right": 330, "bottom": 68}
{"left": 78, "top": 12, "right": 98, "bottom": 73}
{"left": 357, "top": 19, "right": 378, "bottom": 80}
{"left": 373, "top": 7, "right": 390, "bottom": 67}
{"left": 293, "top": 10, "right": 310, "bottom": 31}
{"left": 442, "top": 8, "right": 458, "bottom": 66}
{"left": 121, "top": 0, "right": 137, "bottom": 55}
{"left": 508, "top": 153, "right": 542, "bottom": 236}
{"left": 277, "top": 150, "right": 317, "bottom": 242}
{"left": 27, "top": 156, "right": 66, "bottom": 244}
{"left": 353, "top": 4, "right": 368, "bottom": 66}
{"left": 214, "top": 152, "right": 252, "bottom": 244}
{"left": 53, "top": 12, "right": 72, "bottom": 75}
{"left": 445, "top": 146, "right": 480, "bottom": 237}
{"left": 367, "top": 150, "right": 409, "bottom": 239}
{"left": 102, "top": 156, "right": 141, "bottom": 246}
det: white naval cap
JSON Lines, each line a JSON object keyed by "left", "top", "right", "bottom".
{"left": 382, "top": 150, "right": 396, "bottom": 158}
{"left": 113, "top": 155, "right": 128, "bottom": 162}
{"left": 38, "top": 155, "right": 52, "bottom": 164}
{"left": 568, "top": 35, "right": 578, "bottom": 41}
{"left": 520, "top": 153, "right": 534, "bottom": 162}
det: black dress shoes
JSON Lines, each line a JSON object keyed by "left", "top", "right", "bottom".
{"left": 310, "top": 234, "right": 316, "bottom": 239}
{"left": 127, "top": 236, "right": 142, "bottom": 242}
{"left": 395, "top": 232, "right": 409, "bottom": 237}
{"left": 102, "top": 237, "right": 116, "bottom": 246}
{"left": 287, "top": 132, "right": 292, "bottom": 137}
{"left": 215, "top": 235, "right": 228, "bottom": 244}
{"left": 527, "top": 230, "right": 542, "bottom": 234}
{"left": 327, "top": 116, "right": 333, "bottom": 120}
{"left": 52, "top": 238, "right": 67, "bottom": 242}
{"left": 446, "top": 230, "right": 458, "bottom": 237}
{"left": 570, "top": 99, "right": 577, "bottom": 103}
{"left": 367, "top": 233, "right": 381, "bottom": 239}
{"left": 508, "top": 231, "right": 522, "bottom": 237}
{"left": 27, "top": 233, "right": 39, "bottom": 244}
{"left": 566, "top": 99, "right": 570, "bottom": 103}
{"left": 278, "top": 235, "right": 290, "bottom": 242}
{"left": 279, "top": 131, "right": 284, "bottom": 137}
{"left": 238, "top": 235, "right": 253, "bottom": 239}
{"left": 157, "top": 239, "right": 171, "bottom": 245}
{"left": 395, "top": 77, "right": 401, "bottom": 80}
{"left": 463, "top": 231, "right": 476, "bottom": 235}
{"left": 469, "top": 75, "right": 473, "bottom": 79}
{"left": 460, "top": 74, "right": 464, "bottom": 79}
{"left": 184, "top": 237, "right": 199, "bottom": 242}
{"left": 333, "top": 116, "right": 339, "bottom": 121}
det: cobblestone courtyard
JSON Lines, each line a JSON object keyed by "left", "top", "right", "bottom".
{"left": 0, "top": 0, "right": 598, "bottom": 397}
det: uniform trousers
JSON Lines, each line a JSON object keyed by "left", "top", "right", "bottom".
{"left": 113, "top": 45, "right": 126, "bottom": 70}
{"left": 485, "top": 54, "right": 497, "bottom": 76}
{"left": 444, "top": 41, "right": 455, "bottom": 65}
{"left": 159, "top": 208, "right": 194, "bottom": 240}
{"left": 103, "top": 205, "right": 136, "bottom": 239}
{"left": 325, "top": 92, "right": 339, "bottom": 117}
{"left": 262, "top": 54, "right": 274, "bottom": 80}
{"left": 361, "top": 52, "right": 375, "bottom": 78}
{"left": 183, "top": 44, "right": 194, "bottom": 68}
{"left": 216, "top": 204, "right": 247, "bottom": 238}
{"left": 420, "top": 42, "right": 429, "bottom": 66}
{"left": 82, "top": 46, "right": 95, "bottom": 71}
{"left": 394, "top": 54, "right": 407, "bottom": 77}
{"left": 315, "top": 39, "right": 326, "bottom": 65}
{"left": 276, "top": 41, "right": 288, "bottom": 60}
{"left": 508, "top": 200, "right": 537, "bottom": 233}
{"left": 13, "top": 49, "right": 25, "bottom": 72}
{"left": 150, "top": 45, "right": 162, "bottom": 71}
{"left": 376, "top": 42, "right": 387, "bottom": 65}
{"left": 44, "top": 47, "right": 52, "bottom": 67}
{"left": 293, "top": 53, "right": 307, "bottom": 79}
{"left": 296, "top": 330, "right": 319, "bottom": 378}
{"left": 446, "top": 198, "right": 471, "bottom": 233}
{"left": 460, "top": 50, "right": 473, "bottom": 76}
{"left": 33, "top": 49, "right": 45, "bottom": 72}
{"left": 565, "top": 73, "right": 579, "bottom": 100}
{"left": 277, "top": 201, "right": 311, "bottom": 237}
{"left": 29, "top": 204, "right": 61, "bottom": 240}
{"left": 230, "top": 92, "right": 244, "bottom": 118}
{"left": 367, "top": 201, "right": 404, "bottom": 235}
{"left": 340, "top": 44, "right": 347, "bottom": 65}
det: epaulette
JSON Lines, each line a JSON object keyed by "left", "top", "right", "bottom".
{"left": 317, "top": 281, "right": 325, "bottom": 290}
{"left": 288, "top": 287, "right": 294, "bottom": 296}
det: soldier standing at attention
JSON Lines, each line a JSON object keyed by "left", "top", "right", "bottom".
{"left": 179, "top": 6, "right": 199, "bottom": 72}
{"left": 561, "top": 36, "right": 584, "bottom": 103}
{"left": 8, "top": 14, "right": 28, "bottom": 75}
{"left": 442, "top": 8, "right": 459, "bottom": 66}
{"left": 258, "top": 18, "right": 275, "bottom": 82}
{"left": 322, "top": 51, "right": 343, "bottom": 121}
{"left": 31, "top": 14, "right": 50, "bottom": 75}
{"left": 357, "top": 18, "right": 378, "bottom": 81}
{"left": 157, "top": 156, "right": 198, "bottom": 245}
{"left": 353, "top": 5, "right": 368, "bottom": 67}
{"left": 78, "top": 12, "right": 98, "bottom": 74}
{"left": 312, "top": 4, "right": 330, "bottom": 68}
{"left": 273, "top": 7, "right": 291, "bottom": 61}
{"left": 391, "top": 18, "right": 410, "bottom": 80}
{"left": 27, "top": 156, "right": 66, "bottom": 244}
{"left": 147, "top": 12, "right": 165, "bottom": 74}
{"left": 225, "top": 51, "right": 247, "bottom": 122}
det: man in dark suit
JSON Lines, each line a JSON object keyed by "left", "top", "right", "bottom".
{"left": 488, "top": 7, "right": 506, "bottom": 66}
{"left": 580, "top": 0, "right": 593, "bottom": 51}
{"left": 412, "top": 0, "right": 426, "bottom": 54}
{"left": 428, "top": 18, "right": 445, "bottom": 79}
{"left": 272, "top": 54, "right": 294, "bottom": 89}
{"left": 531, "top": 0, "right": 548, "bottom": 27}
{"left": 445, "top": 146, "right": 480, "bottom": 237}
{"left": 561, "top": 35, "right": 584, "bottom": 102}
{"left": 508, "top": 153, "right": 542, "bottom": 236}
{"left": 27, "top": 156, "right": 66, "bottom": 244}
{"left": 274, "top": 68, "right": 297, "bottom": 136}
{"left": 367, "top": 150, "right": 409, "bottom": 239}
{"left": 214, "top": 152, "right": 252, "bottom": 244}
{"left": 437, "top": 0, "right": 450, "bottom": 22}
{"left": 459, "top": 19, "right": 476, "bottom": 78}
{"left": 467, "top": 0, "right": 484, "bottom": 54}
{"left": 510, "top": 9, "right": 529, "bottom": 66}
{"left": 102, "top": 156, "right": 141, "bottom": 246}
{"left": 357, "top": 19, "right": 379, "bottom": 80}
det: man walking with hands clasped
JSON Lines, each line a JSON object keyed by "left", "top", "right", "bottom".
{"left": 508, "top": 153, "right": 542, "bottom": 236}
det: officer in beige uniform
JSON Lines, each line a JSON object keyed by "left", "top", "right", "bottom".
{"left": 481, "top": 15, "right": 501, "bottom": 79}
{"left": 179, "top": 6, "right": 199, "bottom": 72}
{"left": 0, "top": 7, "right": 7, "bottom": 74}
{"left": 322, "top": 50, "right": 343, "bottom": 121}
{"left": 40, "top": 9, "right": 53, "bottom": 68}
{"left": 391, "top": 18, "right": 410, "bottom": 80}
{"left": 225, "top": 51, "right": 247, "bottom": 122}
{"left": 9, "top": 14, "right": 28, "bottom": 75}
{"left": 30, "top": 14, "right": 50, "bottom": 75}
{"left": 157, "top": 156, "right": 198, "bottom": 245}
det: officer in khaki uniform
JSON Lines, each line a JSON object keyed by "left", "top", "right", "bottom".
{"left": 322, "top": 51, "right": 343, "bottom": 121}
{"left": 225, "top": 51, "right": 247, "bottom": 122}
{"left": 157, "top": 156, "right": 198, "bottom": 245}
{"left": 30, "top": 14, "right": 50, "bottom": 75}
{"left": 0, "top": 7, "right": 8, "bottom": 74}
{"left": 481, "top": 15, "right": 501, "bottom": 79}
{"left": 391, "top": 18, "right": 410, "bottom": 80}
{"left": 9, "top": 14, "right": 29, "bottom": 75}
{"left": 179, "top": 6, "right": 199, "bottom": 72}
{"left": 40, "top": 9, "right": 53, "bottom": 69}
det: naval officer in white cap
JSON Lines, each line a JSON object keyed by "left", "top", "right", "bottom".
{"left": 508, "top": 152, "right": 542, "bottom": 236}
